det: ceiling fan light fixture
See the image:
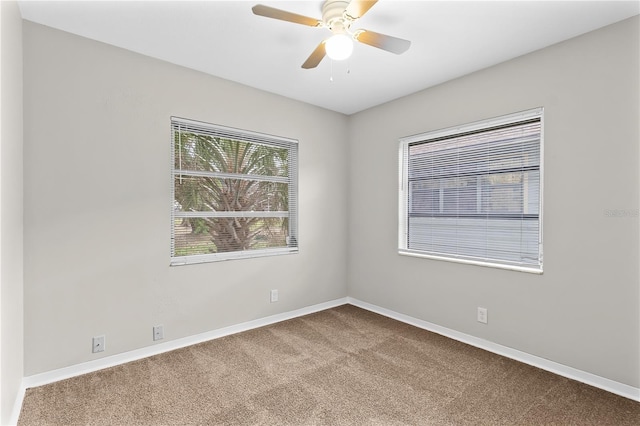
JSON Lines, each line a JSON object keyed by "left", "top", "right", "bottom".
{"left": 252, "top": 1, "right": 411, "bottom": 69}
{"left": 325, "top": 33, "right": 354, "bottom": 61}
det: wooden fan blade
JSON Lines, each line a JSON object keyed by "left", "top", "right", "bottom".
{"left": 344, "top": 0, "right": 378, "bottom": 20}
{"left": 355, "top": 30, "right": 411, "bottom": 54}
{"left": 302, "top": 41, "right": 326, "bottom": 69}
{"left": 252, "top": 4, "right": 322, "bottom": 27}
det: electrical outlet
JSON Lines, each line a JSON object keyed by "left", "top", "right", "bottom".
{"left": 477, "top": 307, "right": 488, "bottom": 324}
{"left": 153, "top": 325, "right": 164, "bottom": 341}
{"left": 270, "top": 289, "right": 279, "bottom": 303}
{"left": 92, "top": 335, "right": 105, "bottom": 353}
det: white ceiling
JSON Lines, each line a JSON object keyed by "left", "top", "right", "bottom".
{"left": 18, "top": 0, "right": 640, "bottom": 115}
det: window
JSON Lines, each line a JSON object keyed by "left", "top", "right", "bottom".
{"left": 399, "top": 108, "right": 543, "bottom": 273}
{"left": 171, "top": 117, "right": 298, "bottom": 265}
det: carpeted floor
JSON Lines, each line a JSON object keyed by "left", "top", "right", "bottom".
{"left": 18, "top": 305, "right": 640, "bottom": 425}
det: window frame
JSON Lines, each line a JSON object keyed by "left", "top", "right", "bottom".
{"left": 398, "top": 108, "right": 544, "bottom": 274}
{"left": 170, "top": 117, "right": 299, "bottom": 266}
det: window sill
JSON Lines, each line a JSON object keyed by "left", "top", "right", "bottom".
{"left": 171, "top": 247, "right": 299, "bottom": 266}
{"left": 398, "top": 249, "right": 543, "bottom": 274}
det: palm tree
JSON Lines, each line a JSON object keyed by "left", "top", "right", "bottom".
{"left": 173, "top": 132, "right": 290, "bottom": 255}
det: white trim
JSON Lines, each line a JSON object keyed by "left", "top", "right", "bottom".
{"left": 174, "top": 211, "right": 289, "bottom": 219}
{"left": 8, "top": 384, "right": 26, "bottom": 426}
{"left": 398, "top": 107, "right": 544, "bottom": 273}
{"left": 399, "top": 107, "right": 544, "bottom": 144}
{"left": 347, "top": 297, "right": 640, "bottom": 402}
{"left": 174, "top": 169, "right": 290, "bottom": 184}
{"left": 398, "top": 250, "right": 543, "bottom": 274}
{"left": 15, "top": 295, "right": 639, "bottom": 420}
{"left": 398, "top": 141, "right": 408, "bottom": 249}
{"left": 170, "top": 246, "right": 298, "bottom": 266}
{"left": 21, "top": 297, "right": 348, "bottom": 390}
{"left": 170, "top": 116, "right": 299, "bottom": 266}
{"left": 538, "top": 108, "right": 545, "bottom": 266}
{"left": 171, "top": 116, "right": 298, "bottom": 146}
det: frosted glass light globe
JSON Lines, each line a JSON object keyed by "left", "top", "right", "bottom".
{"left": 325, "top": 34, "right": 354, "bottom": 61}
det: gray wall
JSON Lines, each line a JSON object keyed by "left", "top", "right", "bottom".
{"left": 23, "top": 21, "right": 349, "bottom": 375}
{"left": 0, "top": 1, "right": 24, "bottom": 424}
{"left": 348, "top": 16, "right": 639, "bottom": 388}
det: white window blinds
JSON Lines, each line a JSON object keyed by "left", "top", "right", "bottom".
{"left": 171, "top": 117, "right": 298, "bottom": 265}
{"left": 399, "top": 108, "right": 543, "bottom": 273}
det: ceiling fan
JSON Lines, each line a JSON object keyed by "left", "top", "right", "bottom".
{"left": 252, "top": 0, "right": 411, "bottom": 69}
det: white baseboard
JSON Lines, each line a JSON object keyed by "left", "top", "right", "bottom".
{"left": 7, "top": 385, "right": 27, "bottom": 426}
{"left": 11, "top": 294, "right": 638, "bottom": 424}
{"left": 12, "top": 297, "right": 348, "bottom": 423}
{"left": 347, "top": 297, "right": 640, "bottom": 402}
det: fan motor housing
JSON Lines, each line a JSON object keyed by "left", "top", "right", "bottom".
{"left": 322, "top": 0, "right": 351, "bottom": 32}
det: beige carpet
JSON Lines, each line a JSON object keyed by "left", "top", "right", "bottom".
{"left": 18, "top": 305, "right": 640, "bottom": 425}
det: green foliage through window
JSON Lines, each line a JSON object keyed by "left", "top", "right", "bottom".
{"left": 171, "top": 118, "right": 298, "bottom": 264}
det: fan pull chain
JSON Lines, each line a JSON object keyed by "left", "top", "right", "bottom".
{"left": 329, "top": 60, "right": 352, "bottom": 82}
{"left": 329, "top": 60, "right": 334, "bottom": 82}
